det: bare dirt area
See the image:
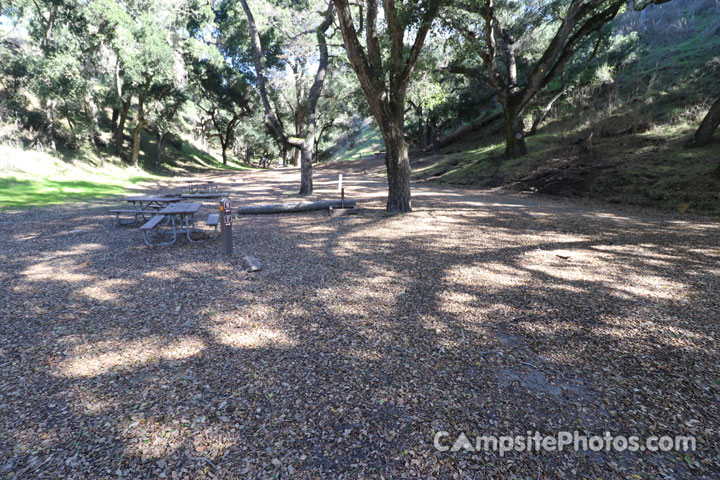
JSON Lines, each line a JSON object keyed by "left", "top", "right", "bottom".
{"left": 1, "top": 158, "right": 719, "bottom": 479}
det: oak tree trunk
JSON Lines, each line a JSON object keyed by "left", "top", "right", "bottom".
{"left": 130, "top": 83, "right": 151, "bottom": 168}
{"left": 241, "top": 0, "right": 332, "bottom": 197}
{"left": 383, "top": 126, "right": 412, "bottom": 213}
{"left": 529, "top": 88, "right": 564, "bottom": 136}
{"left": 294, "top": 108, "right": 306, "bottom": 167}
{"left": 417, "top": 106, "right": 426, "bottom": 149}
{"left": 221, "top": 141, "right": 228, "bottom": 165}
{"left": 114, "top": 99, "right": 131, "bottom": 155}
{"left": 299, "top": 142, "right": 313, "bottom": 195}
{"left": 332, "top": 0, "right": 440, "bottom": 213}
{"left": 130, "top": 120, "right": 146, "bottom": 167}
{"left": 111, "top": 108, "right": 119, "bottom": 133}
{"left": 156, "top": 131, "right": 165, "bottom": 166}
{"left": 503, "top": 103, "right": 527, "bottom": 158}
{"left": 429, "top": 118, "right": 439, "bottom": 154}
{"left": 686, "top": 98, "right": 720, "bottom": 148}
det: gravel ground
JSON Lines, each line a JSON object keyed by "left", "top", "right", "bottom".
{"left": 1, "top": 158, "right": 719, "bottom": 479}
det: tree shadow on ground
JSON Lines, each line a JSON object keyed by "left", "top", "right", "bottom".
{"left": 0, "top": 169, "right": 718, "bottom": 478}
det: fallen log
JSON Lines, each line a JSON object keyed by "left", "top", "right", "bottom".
{"left": 235, "top": 199, "right": 357, "bottom": 215}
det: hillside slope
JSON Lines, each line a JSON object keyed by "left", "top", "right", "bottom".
{"left": 337, "top": 2, "right": 720, "bottom": 215}
{"left": 0, "top": 125, "right": 249, "bottom": 209}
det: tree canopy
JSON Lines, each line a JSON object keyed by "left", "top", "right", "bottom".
{"left": 2, "top": 0, "right": 717, "bottom": 211}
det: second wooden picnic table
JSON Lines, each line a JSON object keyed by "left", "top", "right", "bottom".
{"left": 124, "top": 195, "right": 184, "bottom": 210}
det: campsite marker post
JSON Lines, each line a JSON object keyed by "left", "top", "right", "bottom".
{"left": 220, "top": 198, "right": 233, "bottom": 255}
{"left": 339, "top": 174, "right": 344, "bottom": 208}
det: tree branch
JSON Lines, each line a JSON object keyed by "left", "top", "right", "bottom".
{"left": 240, "top": 0, "right": 304, "bottom": 148}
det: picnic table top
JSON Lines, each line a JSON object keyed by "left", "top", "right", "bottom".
{"left": 158, "top": 202, "right": 202, "bottom": 215}
{"left": 124, "top": 195, "right": 184, "bottom": 203}
{"left": 181, "top": 193, "right": 230, "bottom": 199}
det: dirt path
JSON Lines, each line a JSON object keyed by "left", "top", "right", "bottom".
{"left": 1, "top": 159, "right": 718, "bottom": 478}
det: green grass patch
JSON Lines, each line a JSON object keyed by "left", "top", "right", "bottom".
{"left": 0, "top": 145, "right": 153, "bottom": 209}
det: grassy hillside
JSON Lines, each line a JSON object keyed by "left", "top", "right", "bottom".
{"left": 0, "top": 126, "right": 251, "bottom": 210}
{"left": 340, "top": 2, "right": 720, "bottom": 215}
{"left": 0, "top": 144, "right": 152, "bottom": 209}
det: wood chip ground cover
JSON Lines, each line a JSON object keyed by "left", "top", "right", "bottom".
{"left": 0, "top": 159, "right": 718, "bottom": 479}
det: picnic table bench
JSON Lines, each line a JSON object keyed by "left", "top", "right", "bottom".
{"left": 109, "top": 209, "right": 161, "bottom": 225}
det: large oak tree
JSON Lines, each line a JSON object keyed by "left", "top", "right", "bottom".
{"left": 332, "top": 0, "right": 445, "bottom": 213}
{"left": 240, "top": 0, "right": 335, "bottom": 195}
{"left": 444, "top": 0, "right": 673, "bottom": 158}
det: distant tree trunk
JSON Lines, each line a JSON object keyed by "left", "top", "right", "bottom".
{"left": 39, "top": 4, "right": 58, "bottom": 53}
{"left": 111, "top": 55, "right": 122, "bottom": 135}
{"left": 292, "top": 59, "right": 307, "bottom": 168}
{"left": 130, "top": 76, "right": 153, "bottom": 167}
{"left": 412, "top": 102, "right": 427, "bottom": 149}
{"left": 130, "top": 120, "right": 146, "bottom": 167}
{"left": 686, "top": 98, "right": 720, "bottom": 148}
{"left": 297, "top": 3, "right": 333, "bottom": 195}
{"left": 45, "top": 99, "right": 57, "bottom": 151}
{"left": 281, "top": 147, "right": 288, "bottom": 166}
{"left": 210, "top": 111, "right": 242, "bottom": 166}
{"left": 429, "top": 118, "right": 439, "bottom": 154}
{"left": 314, "top": 120, "right": 334, "bottom": 162}
{"left": 115, "top": 97, "right": 131, "bottom": 155}
{"left": 111, "top": 108, "right": 119, "bottom": 134}
{"left": 529, "top": 88, "right": 564, "bottom": 136}
{"left": 221, "top": 142, "right": 229, "bottom": 165}
{"left": 87, "top": 99, "right": 103, "bottom": 164}
{"left": 501, "top": 100, "right": 527, "bottom": 158}
{"left": 156, "top": 131, "right": 165, "bottom": 165}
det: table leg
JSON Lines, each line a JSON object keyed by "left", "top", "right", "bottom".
{"left": 142, "top": 215, "right": 177, "bottom": 246}
{"left": 185, "top": 214, "right": 195, "bottom": 242}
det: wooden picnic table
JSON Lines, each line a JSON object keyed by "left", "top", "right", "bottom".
{"left": 123, "top": 195, "right": 184, "bottom": 210}
{"left": 183, "top": 181, "right": 218, "bottom": 194}
{"left": 180, "top": 192, "right": 230, "bottom": 199}
{"left": 140, "top": 202, "right": 202, "bottom": 246}
{"left": 110, "top": 196, "right": 184, "bottom": 225}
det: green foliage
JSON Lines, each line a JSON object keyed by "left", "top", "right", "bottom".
{"left": 0, "top": 0, "right": 718, "bottom": 215}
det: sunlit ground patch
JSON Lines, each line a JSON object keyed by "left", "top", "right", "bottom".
{"left": 78, "top": 278, "right": 131, "bottom": 302}
{"left": 58, "top": 337, "right": 205, "bottom": 377}
{"left": 209, "top": 315, "right": 295, "bottom": 349}
{"left": 21, "top": 259, "right": 95, "bottom": 283}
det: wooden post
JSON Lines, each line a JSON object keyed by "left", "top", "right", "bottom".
{"left": 220, "top": 198, "right": 233, "bottom": 255}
